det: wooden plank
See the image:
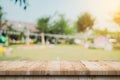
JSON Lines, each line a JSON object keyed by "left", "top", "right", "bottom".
{"left": 60, "top": 61, "right": 76, "bottom": 75}
{"left": 0, "top": 61, "right": 35, "bottom": 75}
{"left": 100, "top": 61, "right": 120, "bottom": 70}
{"left": 46, "top": 61, "right": 60, "bottom": 75}
{"left": 0, "top": 61, "right": 120, "bottom": 76}
{"left": 4, "top": 61, "right": 31, "bottom": 75}
{"left": 27, "top": 61, "right": 48, "bottom": 75}
{"left": 81, "top": 61, "right": 119, "bottom": 75}
{"left": 0, "top": 61, "right": 20, "bottom": 75}
{"left": 54, "top": 61, "right": 89, "bottom": 75}
{"left": 100, "top": 61, "right": 120, "bottom": 75}
{"left": 70, "top": 61, "right": 89, "bottom": 75}
{"left": 0, "top": 61, "right": 10, "bottom": 75}
{"left": 0, "top": 76, "right": 120, "bottom": 80}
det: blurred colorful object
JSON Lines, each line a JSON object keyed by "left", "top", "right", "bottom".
{"left": 0, "top": 35, "right": 7, "bottom": 43}
{"left": 0, "top": 46, "right": 6, "bottom": 54}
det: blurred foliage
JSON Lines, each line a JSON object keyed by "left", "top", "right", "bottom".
{"left": 113, "top": 11, "right": 120, "bottom": 26}
{"left": 0, "top": 6, "right": 3, "bottom": 20}
{"left": 36, "top": 17, "right": 50, "bottom": 33}
{"left": 65, "top": 38, "right": 75, "bottom": 44}
{"left": 14, "top": 0, "right": 28, "bottom": 10}
{"left": 110, "top": 32, "right": 120, "bottom": 45}
{"left": 77, "top": 12, "right": 95, "bottom": 32}
{"left": 94, "top": 29, "right": 108, "bottom": 36}
{"left": 36, "top": 15, "right": 76, "bottom": 35}
{"left": 113, "top": 11, "right": 120, "bottom": 46}
{"left": 7, "top": 24, "right": 16, "bottom": 31}
{"left": 49, "top": 15, "right": 76, "bottom": 35}
{"left": 0, "top": 6, "right": 7, "bottom": 30}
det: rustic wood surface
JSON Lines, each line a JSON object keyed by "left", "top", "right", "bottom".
{"left": 0, "top": 76, "right": 120, "bottom": 80}
{"left": 0, "top": 61, "right": 120, "bottom": 76}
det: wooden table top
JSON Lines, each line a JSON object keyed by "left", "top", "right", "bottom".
{"left": 0, "top": 61, "right": 120, "bottom": 75}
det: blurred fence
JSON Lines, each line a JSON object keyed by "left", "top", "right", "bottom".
{"left": 0, "top": 30, "right": 92, "bottom": 39}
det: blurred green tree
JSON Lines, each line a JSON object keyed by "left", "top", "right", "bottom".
{"left": 7, "top": 25, "right": 16, "bottom": 31}
{"left": 77, "top": 12, "right": 94, "bottom": 32}
{"left": 50, "top": 15, "right": 75, "bottom": 35}
{"left": 36, "top": 17, "right": 50, "bottom": 33}
{"left": 36, "top": 17, "right": 50, "bottom": 45}
{"left": 0, "top": 6, "right": 7, "bottom": 30}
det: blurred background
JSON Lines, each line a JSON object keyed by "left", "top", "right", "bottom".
{"left": 0, "top": 0, "right": 120, "bottom": 61}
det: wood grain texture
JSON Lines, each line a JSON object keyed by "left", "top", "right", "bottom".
{"left": 0, "top": 61, "right": 120, "bottom": 76}
{"left": 0, "top": 76, "right": 120, "bottom": 80}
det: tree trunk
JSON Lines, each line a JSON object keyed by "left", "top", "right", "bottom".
{"left": 26, "top": 31, "right": 30, "bottom": 46}
{"left": 41, "top": 32, "right": 45, "bottom": 45}
{"left": 0, "top": 20, "right": 2, "bottom": 30}
{"left": 5, "top": 31, "right": 9, "bottom": 46}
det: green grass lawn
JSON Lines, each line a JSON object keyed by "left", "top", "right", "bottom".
{"left": 0, "top": 45, "right": 120, "bottom": 61}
